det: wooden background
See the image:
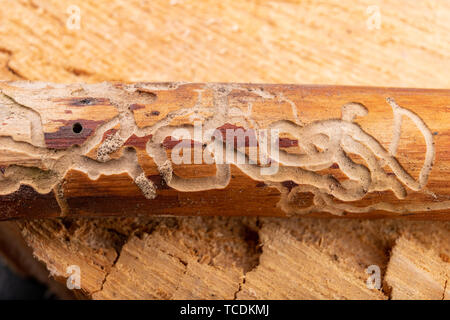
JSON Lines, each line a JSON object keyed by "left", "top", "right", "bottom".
{"left": 0, "top": 0, "right": 449, "bottom": 299}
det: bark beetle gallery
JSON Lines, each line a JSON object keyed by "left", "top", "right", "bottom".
{"left": 0, "top": 81, "right": 449, "bottom": 219}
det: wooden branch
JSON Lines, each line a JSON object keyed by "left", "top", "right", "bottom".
{"left": 0, "top": 81, "right": 449, "bottom": 220}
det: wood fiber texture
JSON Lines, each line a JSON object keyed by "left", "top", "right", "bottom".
{"left": 1, "top": 82, "right": 450, "bottom": 220}
{"left": 0, "top": 0, "right": 449, "bottom": 299}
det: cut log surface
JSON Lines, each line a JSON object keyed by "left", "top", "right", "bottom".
{"left": 0, "top": 0, "right": 449, "bottom": 300}
{"left": 1, "top": 82, "right": 450, "bottom": 220}
{"left": 385, "top": 235, "right": 450, "bottom": 300}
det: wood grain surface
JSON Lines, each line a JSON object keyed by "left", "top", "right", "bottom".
{"left": 0, "top": 0, "right": 449, "bottom": 299}
{"left": 1, "top": 82, "right": 450, "bottom": 220}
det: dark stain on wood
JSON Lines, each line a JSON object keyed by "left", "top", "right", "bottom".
{"left": 105, "top": 123, "right": 297, "bottom": 152}
{"left": 148, "top": 174, "right": 170, "bottom": 190}
{"left": 53, "top": 97, "right": 111, "bottom": 106}
{"left": 217, "top": 123, "right": 297, "bottom": 148}
{"left": 217, "top": 123, "right": 257, "bottom": 147}
{"left": 136, "top": 88, "right": 157, "bottom": 98}
{"left": 162, "top": 137, "right": 203, "bottom": 150}
{"left": 400, "top": 212, "right": 415, "bottom": 216}
{"left": 279, "top": 137, "right": 298, "bottom": 148}
{"left": 44, "top": 119, "right": 107, "bottom": 149}
{"left": 124, "top": 134, "right": 152, "bottom": 149}
{"left": 147, "top": 110, "right": 160, "bottom": 116}
{"left": 0, "top": 185, "right": 60, "bottom": 220}
{"left": 281, "top": 180, "right": 298, "bottom": 191}
{"left": 102, "top": 128, "right": 117, "bottom": 139}
{"left": 129, "top": 103, "right": 145, "bottom": 112}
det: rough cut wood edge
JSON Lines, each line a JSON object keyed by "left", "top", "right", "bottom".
{"left": 385, "top": 236, "right": 449, "bottom": 300}
{"left": 0, "top": 81, "right": 450, "bottom": 220}
{"left": 22, "top": 217, "right": 448, "bottom": 300}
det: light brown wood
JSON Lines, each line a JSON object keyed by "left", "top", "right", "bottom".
{"left": 385, "top": 235, "right": 449, "bottom": 299}
{"left": 1, "top": 81, "right": 450, "bottom": 220}
{"left": 0, "top": 0, "right": 449, "bottom": 300}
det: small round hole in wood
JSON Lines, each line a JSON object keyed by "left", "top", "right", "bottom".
{"left": 72, "top": 122, "right": 83, "bottom": 134}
